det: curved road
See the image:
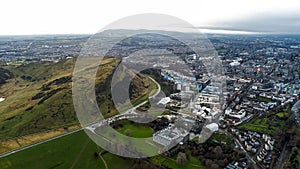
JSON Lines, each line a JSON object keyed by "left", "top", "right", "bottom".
{"left": 122, "top": 76, "right": 161, "bottom": 115}
{"left": 99, "top": 151, "right": 108, "bottom": 169}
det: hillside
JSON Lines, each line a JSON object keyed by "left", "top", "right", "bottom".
{"left": 0, "top": 57, "right": 156, "bottom": 141}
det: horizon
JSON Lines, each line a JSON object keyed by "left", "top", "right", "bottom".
{"left": 2, "top": 28, "right": 300, "bottom": 37}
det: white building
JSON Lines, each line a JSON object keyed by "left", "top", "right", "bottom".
{"left": 157, "top": 97, "right": 171, "bottom": 105}
{"left": 230, "top": 61, "right": 240, "bottom": 67}
{"left": 153, "top": 125, "right": 188, "bottom": 147}
{"left": 225, "top": 109, "right": 246, "bottom": 120}
{"left": 206, "top": 123, "right": 219, "bottom": 132}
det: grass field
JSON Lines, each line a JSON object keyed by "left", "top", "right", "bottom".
{"left": 0, "top": 130, "right": 204, "bottom": 169}
{"left": 276, "top": 110, "right": 289, "bottom": 118}
{"left": 0, "top": 125, "right": 80, "bottom": 154}
{"left": 257, "top": 96, "right": 272, "bottom": 103}
{"left": 116, "top": 119, "right": 154, "bottom": 138}
{"left": 217, "top": 49, "right": 228, "bottom": 54}
{"left": 0, "top": 131, "right": 135, "bottom": 169}
{"left": 151, "top": 152, "right": 205, "bottom": 169}
{"left": 211, "top": 132, "right": 234, "bottom": 145}
{"left": 237, "top": 117, "right": 286, "bottom": 135}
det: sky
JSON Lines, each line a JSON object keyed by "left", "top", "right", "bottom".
{"left": 1, "top": 0, "right": 300, "bottom": 35}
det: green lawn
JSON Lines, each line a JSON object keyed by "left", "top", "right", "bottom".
{"left": 276, "top": 110, "right": 289, "bottom": 118}
{"left": 217, "top": 49, "right": 228, "bottom": 54}
{"left": 117, "top": 120, "right": 154, "bottom": 138}
{"left": 151, "top": 153, "right": 205, "bottom": 169}
{"left": 102, "top": 153, "right": 134, "bottom": 169}
{"left": 211, "top": 132, "right": 234, "bottom": 145}
{"left": 237, "top": 117, "right": 286, "bottom": 135}
{"left": 0, "top": 131, "right": 133, "bottom": 169}
{"left": 257, "top": 96, "right": 272, "bottom": 103}
{"left": 0, "top": 124, "right": 203, "bottom": 169}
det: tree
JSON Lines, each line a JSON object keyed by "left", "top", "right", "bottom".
{"left": 125, "top": 129, "right": 131, "bottom": 137}
{"left": 93, "top": 152, "right": 99, "bottom": 158}
{"left": 211, "top": 163, "right": 220, "bottom": 169}
{"left": 205, "top": 159, "right": 213, "bottom": 168}
{"left": 214, "top": 145, "right": 223, "bottom": 159}
{"left": 176, "top": 152, "right": 187, "bottom": 166}
{"left": 223, "top": 158, "right": 229, "bottom": 166}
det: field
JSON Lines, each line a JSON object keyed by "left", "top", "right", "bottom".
{"left": 151, "top": 152, "right": 205, "bottom": 169}
{"left": 257, "top": 96, "right": 272, "bottom": 103}
{"left": 217, "top": 49, "right": 228, "bottom": 54}
{"left": 276, "top": 110, "right": 289, "bottom": 118}
{"left": 0, "top": 129, "right": 204, "bottom": 169}
{"left": 116, "top": 119, "right": 154, "bottom": 138}
{"left": 211, "top": 132, "right": 234, "bottom": 145}
{"left": 0, "top": 131, "right": 135, "bottom": 169}
{"left": 237, "top": 117, "right": 286, "bottom": 135}
{"left": 0, "top": 125, "right": 80, "bottom": 154}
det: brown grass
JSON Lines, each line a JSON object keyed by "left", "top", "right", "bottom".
{"left": 0, "top": 125, "right": 81, "bottom": 154}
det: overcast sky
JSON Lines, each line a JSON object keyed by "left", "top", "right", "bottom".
{"left": 1, "top": 0, "right": 300, "bottom": 35}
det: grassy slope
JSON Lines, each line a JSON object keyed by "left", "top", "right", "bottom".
{"left": 0, "top": 58, "right": 116, "bottom": 139}
{"left": 0, "top": 57, "right": 155, "bottom": 140}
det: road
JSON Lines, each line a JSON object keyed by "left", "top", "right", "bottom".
{"left": 115, "top": 76, "right": 161, "bottom": 116}
{"left": 223, "top": 130, "right": 259, "bottom": 169}
{"left": 221, "top": 130, "right": 259, "bottom": 168}
{"left": 85, "top": 75, "right": 162, "bottom": 142}
{"left": 99, "top": 151, "right": 108, "bottom": 169}
{"left": 0, "top": 75, "right": 161, "bottom": 159}
{"left": 292, "top": 100, "right": 300, "bottom": 128}
{"left": 233, "top": 138, "right": 259, "bottom": 169}
{"left": 275, "top": 141, "right": 288, "bottom": 169}
{"left": 148, "top": 76, "right": 161, "bottom": 99}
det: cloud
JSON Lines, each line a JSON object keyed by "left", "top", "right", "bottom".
{"left": 199, "top": 11, "right": 300, "bottom": 34}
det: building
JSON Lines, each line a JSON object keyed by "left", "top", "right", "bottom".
{"left": 206, "top": 123, "right": 218, "bottom": 132}
{"left": 225, "top": 109, "right": 246, "bottom": 121}
{"left": 153, "top": 125, "right": 189, "bottom": 147}
{"left": 157, "top": 97, "right": 171, "bottom": 105}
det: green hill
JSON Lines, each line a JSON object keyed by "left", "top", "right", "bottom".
{"left": 0, "top": 57, "right": 156, "bottom": 140}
